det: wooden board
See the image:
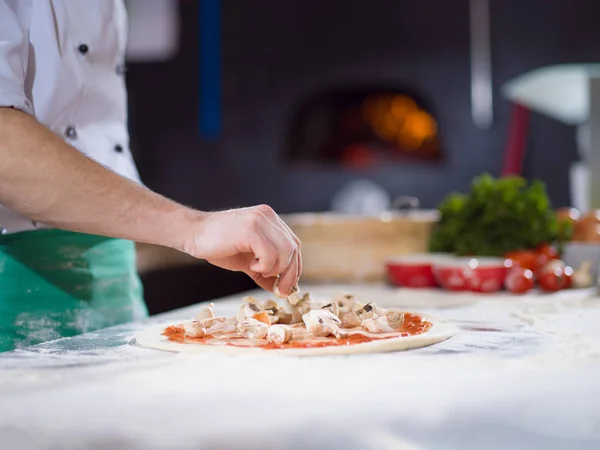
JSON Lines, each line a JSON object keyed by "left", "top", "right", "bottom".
{"left": 284, "top": 212, "right": 438, "bottom": 283}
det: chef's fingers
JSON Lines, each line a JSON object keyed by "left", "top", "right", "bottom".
{"left": 274, "top": 248, "right": 299, "bottom": 297}
{"left": 256, "top": 217, "right": 298, "bottom": 280}
{"left": 247, "top": 229, "right": 279, "bottom": 275}
{"left": 247, "top": 226, "right": 296, "bottom": 281}
{"left": 273, "top": 215, "right": 302, "bottom": 282}
{"left": 296, "top": 246, "right": 303, "bottom": 284}
{"left": 256, "top": 206, "right": 303, "bottom": 284}
{"left": 247, "top": 272, "right": 279, "bottom": 293}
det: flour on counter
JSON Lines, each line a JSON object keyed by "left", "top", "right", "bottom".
{"left": 1, "top": 285, "right": 600, "bottom": 449}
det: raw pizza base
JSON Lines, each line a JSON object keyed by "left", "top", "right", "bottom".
{"left": 134, "top": 313, "right": 458, "bottom": 356}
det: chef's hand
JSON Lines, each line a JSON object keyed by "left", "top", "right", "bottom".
{"left": 186, "top": 205, "right": 302, "bottom": 296}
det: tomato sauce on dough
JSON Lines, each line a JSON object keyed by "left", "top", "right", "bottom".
{"left": 162, "top": 313, "right": 432, "bottom": 349}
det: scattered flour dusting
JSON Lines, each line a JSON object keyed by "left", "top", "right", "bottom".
{"left": 1, "top": 284, "right": 600, "bottom": 449}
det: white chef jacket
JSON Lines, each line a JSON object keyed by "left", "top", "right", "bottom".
{"left": 0, "top": 0, "right": 141, "bottom": 234}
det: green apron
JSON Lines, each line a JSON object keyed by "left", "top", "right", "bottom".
{"left": 0, "top": 229, "right": 148, "bottom": 352}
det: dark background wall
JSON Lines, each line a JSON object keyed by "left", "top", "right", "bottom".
{"left": 129, "top": 0, "right": 600, "bottom": 313}
{"left": 127, "top": 0, "right": 600, "bottom": 214}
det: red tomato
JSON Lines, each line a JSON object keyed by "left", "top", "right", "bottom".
{"left": 536, "top": 243, "right": 559, "bottom": 260}
{"left": 535, "top": 243, "right": 560, "bottom": 275}
{"left": 505, "top": 267, "right": 535, "bottom": 294}
{"left": 538, "top": 260, "right": 569, "bottom": 292}
{"left": 505, "top": 250, "right": 537, "bottom": 272}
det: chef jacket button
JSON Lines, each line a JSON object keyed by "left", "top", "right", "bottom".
{"left": 78, "top": 44, "right": 89, "bottom": 55}
{"left": 114, "top": 144, "right": 123, "bottom": 153}
{"left": 116, "top": 64, "right": 127, "bottom": 75}
{"left": 65, "top": 126, "right": 77, "bottom": 139}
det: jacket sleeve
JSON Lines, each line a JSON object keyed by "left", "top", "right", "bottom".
{"left": 0, "top": 0, "right": 34, "bottom": 115}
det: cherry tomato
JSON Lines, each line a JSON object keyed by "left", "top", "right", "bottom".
{"left": 536, "top": 243, "right": 559, "bottom": 260}
{"left": 505, "top": 250, "right": 538, "bottom": 272}
{"left": 535, "top": 243, "right": 560, "bottom": 275}
{"left": 505, "top": 267, "right": 535, "bottom": 294}
{"left": 538, "top": 260, "right": 569, "bottom": 292}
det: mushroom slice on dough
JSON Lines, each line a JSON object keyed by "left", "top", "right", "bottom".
{"left": 267, "top": 324, "right": 293, "bottom": 344}
{"left": 321, "top": 302, "right": 339, "bottom": 317}
{"left": 361, "top": 311, "right": 405, "bottom": 333}
{"left": 262, "top": 299, "right": 281, "bottom": 324}
{"left": 183, "top": 321, "right": 206, "bottom": 338}
{"left": 302, "top": 310, "right": 348, "bottom": 339}
{"left": 273, "top": 278, "right": 301, "bottom": 305}
{"left": 193, "top": 303, "right": 215, "bottom": 321}
{"left": 279, "top": 293, "right": 312, "bottom": 324}
{"left": 335, "top": 293, "right": 358, "bottom": 313}
{"left": 355, "top": 302, "right": 379, "bottom": 320}
{"left": 237, "top": 296, "right": 262, "bottom": 322}
{"left": 184, "top": 315, "right": 227, "bottom": 338}
{"left": 339, "top": 311, "right": 362, "bottom": 329}
{"left": 237, "top": 318, "right": 269, "bottom": 340}
{"left": 296, "top": 293, "right": 314, "bottom": 314}
{"left": 277, "top": 310, "right": 295, "bottom": 325}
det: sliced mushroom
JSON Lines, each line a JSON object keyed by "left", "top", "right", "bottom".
{"left": 278, "top": 293, "right": 312, "bottom": 324}
{"left": 262, "top": 299, "right": 281, "bottom": 324}
{"left": 386, "top": 310, "right": 405, "bottom": 328}
{"left": 295, "top": 292, "right": 312, "bottom": 307}
{"left": 351, "top": 301, "right": 365, "bottom": 312}
{"left": 194, "top": 303, "right": 215, "bottom": 321}
{"left": 361, "top": 311, "right": 405, "bottom": 333}
{"left": 287, "top": 289, "right": 301, "bottom": 306}
{"left": 340, "top": 311, "right": 362, "bottom": 328}
{"left": 335, "top": 293, "right": 358, "bottom": 312}
{"left": 184, "top": 315, "right": 227, "bottom": 338}
{"left": 267, "top": 324, "right": 293, "bottom": 344}
{"left": 321, "top": 302, "right": 339, "bottom": 317}
{"left": 203, "top": 318, "right": 240, "bottom": 339}
{"left": 375, "top": 305, "right": 389, "bottom": 316}
{"left": 237, "top": 318, "right": 269, "bottom": 339}
{"left": 276, "top": 310, "right": 296, "bottom": 325}
{"left": 237, "top": 296, "right": 262, "bottom": 322}
{"left": 302, "top": 310, "right": 348, "bottom": 339}
{"left": 273, "top": 279, "right": 301, "bottom": 305}
{"left": 183, "top": 321, "right": 206, "bottom": 338}
{"left": 356, "top": 303, "right": 378, "bottom": 320}
{"left": 278, "top": 306, "right": 304, "bottom": 325}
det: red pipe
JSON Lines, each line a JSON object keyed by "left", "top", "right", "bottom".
{"left": 501, "top": 103, "right": 531, "bottom": 177}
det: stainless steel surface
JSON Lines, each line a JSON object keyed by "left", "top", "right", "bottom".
{"left": 1, "top": 285, "right": 600, "bottom": 449}
{"left": 563, "top": 242, "right": 600, "bottom": 288}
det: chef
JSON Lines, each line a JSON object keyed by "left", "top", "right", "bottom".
{"left": 0, "top": 1, "right": 301, "bottom": 352}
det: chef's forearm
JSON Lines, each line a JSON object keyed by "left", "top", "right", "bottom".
{"left": 0, "top": 107, "right": 198, "bottom": 250}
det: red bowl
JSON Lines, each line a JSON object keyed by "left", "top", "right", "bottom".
{"left": 385, "top": 253, "right": 450, "bottom": 288}
{"left": 434, "top": 257, "right": 510, "bottom": 293}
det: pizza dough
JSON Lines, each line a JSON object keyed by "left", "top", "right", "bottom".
{"left": 135, "top": 313, "right": 458, "bottom": 357}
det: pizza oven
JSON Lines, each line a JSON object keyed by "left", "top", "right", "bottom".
{"left": 284, "top": 84, "right": 444, "bottom": 169}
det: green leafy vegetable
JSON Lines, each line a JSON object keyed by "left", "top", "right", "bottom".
{"left": 429, "top": 174, "right": 559, "bottom": 256}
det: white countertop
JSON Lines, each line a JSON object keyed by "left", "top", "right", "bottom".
{"left": 1, "top": 285, "right": 600, "bottom": 450}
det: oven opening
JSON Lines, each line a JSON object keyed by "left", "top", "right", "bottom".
{"left": 284, "top": 86, "right": 444, "bottom": 168}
